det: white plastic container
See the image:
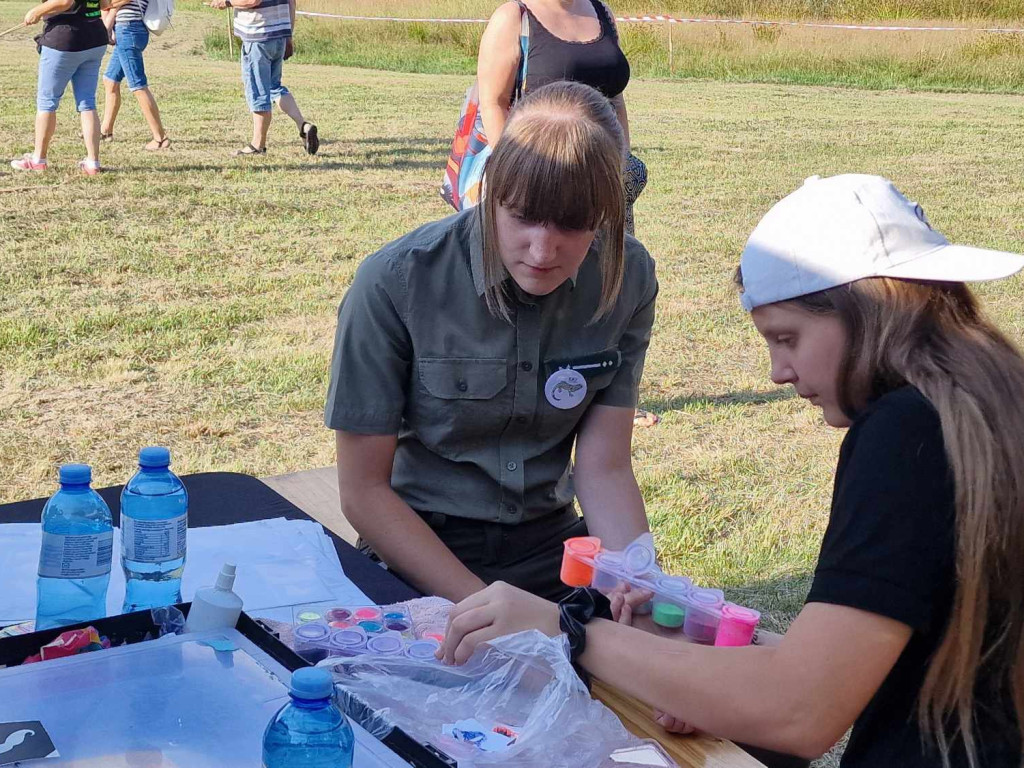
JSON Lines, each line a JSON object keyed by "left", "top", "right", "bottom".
{"left": 184, "top": 563, "right": 243, "bottom": 632}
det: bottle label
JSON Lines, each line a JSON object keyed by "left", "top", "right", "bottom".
{"left": 122, "top": 513, "right": 187, "bottom": 562}
{"left": 38, "top": 532, "right": 114, "bottom": 579}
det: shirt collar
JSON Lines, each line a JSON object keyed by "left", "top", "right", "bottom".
{"left": 469, "top": 209, "right": 582, "bottom": 298}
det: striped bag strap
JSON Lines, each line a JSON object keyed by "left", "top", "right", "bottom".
{"left": 512, "top": 1, "right": 531, "bottom": 102}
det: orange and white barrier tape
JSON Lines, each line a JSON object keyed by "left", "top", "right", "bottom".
{"left": 295, "top": 10, "right": 1024, "bottom": 34}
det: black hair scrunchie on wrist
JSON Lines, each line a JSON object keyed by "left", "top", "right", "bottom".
{"left": 557, "top": 587, "right": 612, "bottom": 688}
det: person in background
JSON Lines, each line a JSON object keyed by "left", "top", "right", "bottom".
{"left": 326, "top": 82, "right": 657, "bottom": 604}
{"left": 99, "top": 0, "right": 171, "bottom": 150}
{"left": 476, "top": 0, "right": 657, "bottom": 427}
{"left": 12, "top": 0, "right": 111, "bottom": 175}
{"left": 208, "top": 0, "right": 318, "bottom": 157}
{"left": 439, "top": 174, "right": 1024, "bottom": 768}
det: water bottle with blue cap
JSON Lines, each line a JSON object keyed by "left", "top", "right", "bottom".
{"left": 36, "top": 464, "right": 114, "bottom": 630}
{"left": 121, "top": 446, "right": 188, "bottom": 612}
{"left": 263, "top": 667, "right": 354, "bottom": 768}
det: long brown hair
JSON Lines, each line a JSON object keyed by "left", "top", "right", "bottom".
{"left": 480, "top": 80, "right": 626, "bottom": 323}
{"left": 739, "top": 271, "right": 1024, "bottom": 766}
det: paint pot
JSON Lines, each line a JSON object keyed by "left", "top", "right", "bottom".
{"left": 651, "top": 575, "right": 692, "bottom": 628}
{"left": 591, "top": 551, "right": 624, "bottom": 593}
{"left": 419, "top": 626, "right": 446, "bottom": 644}
{"left": 560, "top": 536, "right": 601, "bottom": 587}
{"left": 329, "top": 627, "right": 367, "bottom": 654}
{"left": 293, "top": 622, "right": 331, "bottom": 663}
{"left": 682, "top": 588, "right": 724, "bottom": 645}
{"left": 714, "top": 604, "right": 761, "bottom": 647}
{"left": 383, "top": 612, "right": 407, "bottom": 621}
{"left": 296, "top": 611, "right": 322, "bottom": 623}
{"left": 354, "top": 607, "right": 382, "bottom": 621}
{"left": 366, "top": 633, "right": 404, "bottom": 655}
{"left": 358, "top": 620, "right": 385, "bottom": 634}
{"left": 405, "top": 639, "right": 441, "bottom": 660}
{"left": 622, "top": 539, "right": 656, "bottom": 577}
{"left": 329, "top": 620, "right": 354, "bottom": 630}
{"left": 651, "top": 602, "right": 685, "bottom": 629}
{"left": 385, "top": 620, "right": 411, "bottom": 632}
{"left": 326, "top": 608, "right": 352, "bottom": 623}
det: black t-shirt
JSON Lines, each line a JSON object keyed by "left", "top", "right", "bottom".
{"left": 38, "top": 0, "right": 107, "bottom": 53}
{"left": 807, "top": 386, "right": 1020, "bottom": 767}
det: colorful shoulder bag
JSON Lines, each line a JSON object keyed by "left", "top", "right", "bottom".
{"left": 439, "top": 2, "right": 530, "bottom": 212}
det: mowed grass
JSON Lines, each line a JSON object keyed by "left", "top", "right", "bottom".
{"left": 199, "top": 0, "right": 1024, "bottom": 93}
{"left": 2, "top": 3, "right": 1024, "bottom": 736}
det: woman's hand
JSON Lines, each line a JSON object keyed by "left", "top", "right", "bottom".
{"left": 24, "top": 5, "right": 46, "bottom": 24}
{"left": 438, "top": 581, "right": 561, "bottom": 665}
{"left": 609, "top": 583, "right": 652, "bottom": 625}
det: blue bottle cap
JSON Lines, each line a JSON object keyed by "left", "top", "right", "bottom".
{"left": 59, "top": 463, "right": 92, "bottom": 485}
{"left": 138, "top": 446, "right": 171, "bottom": 468}
{"left": 289, "top": 667, "right": 334, "bottom": 700}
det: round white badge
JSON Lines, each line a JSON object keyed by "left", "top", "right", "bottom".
{"left": 544, "top": 369, "right": 587, "bottom": 410}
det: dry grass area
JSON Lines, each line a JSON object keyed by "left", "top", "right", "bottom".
{"left": 2, "top": 8, "right": 1024, "bottom": 761}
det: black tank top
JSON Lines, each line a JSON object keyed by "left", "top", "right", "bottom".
{"left": 38, "top": 0, "right": 107, "bottom": 52}
{"left": 523, "top": 0, "right": 630, "bottom": 99}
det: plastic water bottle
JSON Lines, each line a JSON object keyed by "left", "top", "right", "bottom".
{"left": 263, "top": 668, "right": 354, "bottom": 768}
{"left": 121, "top": 447, "right": 188, "bottom": 613}
{"left": 36, "top": 464, "right": 114, "bottom": 631}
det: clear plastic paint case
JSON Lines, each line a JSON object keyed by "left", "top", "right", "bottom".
{"left": 560, "top": 533, "right": 761, "bottom": 647}
{"left": 291, "top": 603, "right": 441, "bottom": 664}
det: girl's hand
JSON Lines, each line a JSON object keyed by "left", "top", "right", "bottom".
{"left": 609, "top": 583, "right": 653, "bottom": 625}
{"left": 654, "top": 709, "right": 696, "bottom": 734}
{"left": 24, "top": 6, "right": 45, "bottom": 24}
{"left": 437, "top": 581, "right": 560, "bottom": 665}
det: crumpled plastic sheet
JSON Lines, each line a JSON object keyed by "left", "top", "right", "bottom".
{"left": 323, "top": 629, "right": 643, "bottom": 767}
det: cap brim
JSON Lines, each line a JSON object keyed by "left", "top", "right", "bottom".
{"left": 883, "top": 243, "right": 1024, "bottom": 283}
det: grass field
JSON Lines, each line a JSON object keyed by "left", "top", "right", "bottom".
{"left": 198, "top": 0, "right": 1024, "bottom": 93}
{"left": 2, "top": 3, "right": 1024, "bottom": 760}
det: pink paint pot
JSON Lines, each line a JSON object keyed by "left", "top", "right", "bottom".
{"left": 329, "top": 620, "right": 354, "bottom": 629}
{"left": 354, "top": 607, "right": 382, "bottom": 621}
{"left": 714, "top": 604, "right": 761, "bottom": 647}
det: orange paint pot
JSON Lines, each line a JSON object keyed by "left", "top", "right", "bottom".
{"left": 560, "top": 536, "right": 602, "bottom": 587}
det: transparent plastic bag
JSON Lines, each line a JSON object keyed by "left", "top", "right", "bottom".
{"left": 323, "top": 629, "right": 668, "bottom": 767}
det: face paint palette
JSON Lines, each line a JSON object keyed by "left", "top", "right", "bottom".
{"left": 293, "top": 623, "right": 442, "bottom": 664}
{"left": 560, "top": 532, "right": 761, "bottom": 647}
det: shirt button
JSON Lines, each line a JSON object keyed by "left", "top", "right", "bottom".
{"left": 506, "top": 461, "right": 518, "bottom": 471}
{"left": 515, "top": 416, "right": 527, "bottom": 424}
{"left": 520, "top": 361, "right": 533, "bottom": 372}
{"left": 456, "top": 379, "right": 468, "bottom": 392}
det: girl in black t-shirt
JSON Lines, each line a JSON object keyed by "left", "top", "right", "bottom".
{"left": 12, "top": 0, "right": 114, "bottom": 174}
{"left": 437, "top": 174, "right": 1024, "bottom": 767}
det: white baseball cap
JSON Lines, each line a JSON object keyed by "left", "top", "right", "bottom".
{"left": 739, "top": 174, "right": 1024, "bottom": 311}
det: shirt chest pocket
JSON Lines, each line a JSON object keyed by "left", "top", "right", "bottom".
{"left": 411, "top": 357, "right": 511, "bottom": 458}
{"left": 538, "top": 346, "right": 621, "bottom": 433}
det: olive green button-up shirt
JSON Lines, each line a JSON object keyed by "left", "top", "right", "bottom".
{"left": 325, "top": 209, "right": 657, "bottom": 524}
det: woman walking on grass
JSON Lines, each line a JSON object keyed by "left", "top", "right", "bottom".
{"left": 12, "top": 0, "right": 112, "bottom": 175}
{"left": 99, "top": 0, "right": 171, "bottom": 151}
{"left": 439, "top": 174, "right": 1024, "bottom": 767}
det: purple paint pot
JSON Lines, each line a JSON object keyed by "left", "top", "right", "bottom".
{"left": 405, "top": 639, "right": 441, "bottom": 660}
{"left": 385, "top": 620, "right": 410, "bottom": 632}
{"left": 358, "top": 620, "right": 384, "bottom": 634}
{"left": 366, "top": 633, "right": 404, "bottom": 655}
{"left": 682, "top": 588, "right": 724, "bottom": 645}
{"left": 326, "top": 608, "right": 353, "bottom": 623}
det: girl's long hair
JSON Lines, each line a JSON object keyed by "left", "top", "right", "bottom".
{"left": 741, "top": 273, "right": 1024, "bottom": 766}
{"left": 481, "top": 80, "right": 626, "bottom": 323}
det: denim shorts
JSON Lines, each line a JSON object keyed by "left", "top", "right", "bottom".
{"left": 104, "top": 20, "right": 150, "bottom": 91}
{"left": 240, "top": 38, "right": 290, "bottom": 113}
{"left": 37, "top": 44, "right": 106, "bottom": 113}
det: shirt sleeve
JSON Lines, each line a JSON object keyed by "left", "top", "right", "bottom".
{"left": 806, "top": 390, "right": 956, "bottom": 633}
{"left": 592, "top": 245, "right": 658, "bottom": 409}
{"left": 324, "top": 253, "right": 412, "bottom": 434}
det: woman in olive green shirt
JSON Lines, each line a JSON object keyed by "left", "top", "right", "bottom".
{"left": 325, "top": 82, "right": 657, "bottom": 602}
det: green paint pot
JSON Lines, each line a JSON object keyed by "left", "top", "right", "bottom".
{"left": 652, "top": 601, "right": 685, "bottom": 629}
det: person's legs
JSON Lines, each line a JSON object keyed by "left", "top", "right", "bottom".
{"left": 100, "top": 41, "right": 126, "bottom": 136}
{"left": 28, "top": 46, "right": 74, "bottom": 162}
{"left": 251, "top": 111, "right": 271, "bottom": 150}
{"left": 70, "top": 46, "right": 106, "bottom": 168}
{"left": 33, "top": 111, "right": 58, "bottom": 161}
{"left": 237, "top": 41, "right": 276, "bottom": 153}
{"left": 116, "top": 22, "right": 167, "bottom": 146}
{"left": 135, "top": 88, "right": 168, "bottom": 146}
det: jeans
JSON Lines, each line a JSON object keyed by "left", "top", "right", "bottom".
{"left": 240, "top": 38, "right": 290, "bottom": 113}
{"left": 37, "top": 44, "right": 106, "bottom": 113}
{"left": 104, "top": 20, "right": 150, "bottom": 91}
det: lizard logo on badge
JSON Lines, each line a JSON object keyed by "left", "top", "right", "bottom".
{"left": 545, "top": 369, "right": 587, "bottom": 410}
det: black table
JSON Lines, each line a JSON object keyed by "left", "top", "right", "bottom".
{"left": 0, "top": 471, "right": 418, "bottom": 605}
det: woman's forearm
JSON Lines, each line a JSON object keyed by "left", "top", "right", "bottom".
{"left": 611, "top": 94, "right": 631, "bottom": 154}
{"left": 480, "top": 102, "right": 508, "bottom": 148}
{"left": 342, "top": 484, "right": 487, "bottom": 602}
{"left": 575, "top": 465, "right": 648, "bottom": 550}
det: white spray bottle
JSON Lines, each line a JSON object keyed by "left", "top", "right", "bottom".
{"left": 184, "top": 563, "right": 243, "bottom": 632}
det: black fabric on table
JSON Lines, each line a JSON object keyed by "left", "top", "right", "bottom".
{"left": 0, "top": 471, "right": 417, "bottom": 606}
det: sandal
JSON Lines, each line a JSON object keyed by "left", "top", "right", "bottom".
{"left": 231, "top": 143, "right": 266, "bottom": 157}
{"left": 300, "top": 122, "right": 319, "bottom": 156}
{"left": 144, "top": 136, "right": 171, "bottom": 151}
{"left": 633, "top": 408, "right": 660, "bottom": 428}
{"left": 100, "top": 132, "right": 114, "bottom": 142}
